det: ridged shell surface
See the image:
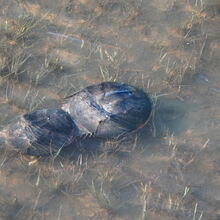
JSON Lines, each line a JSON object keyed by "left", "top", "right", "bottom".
{"left": 62, "top": 82, "right": 152, "bottom": 139}
{"left": 5, "top": 108, "right": 79, "bottom": 156}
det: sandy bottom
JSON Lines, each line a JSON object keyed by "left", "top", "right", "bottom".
{"left": 0, "top": 0, "right": 220, "bottom": 219}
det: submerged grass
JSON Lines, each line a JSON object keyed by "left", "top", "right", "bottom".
{"left": 0, "top": 0, "right": 220, "bottom": 220}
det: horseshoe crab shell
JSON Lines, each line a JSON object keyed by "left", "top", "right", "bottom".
{"left": 0, "top": 108, "right": 79, "bottom": 156}
{"left": 62, "top": 82, "right": 152, "bottom": 139}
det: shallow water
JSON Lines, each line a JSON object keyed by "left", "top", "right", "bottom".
{"left": 0, "top": 0, "right": 220, "bottom": 219}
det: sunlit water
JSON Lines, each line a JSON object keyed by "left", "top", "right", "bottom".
{"left": 0, "top": 0, "right": 220, "bottom": 219}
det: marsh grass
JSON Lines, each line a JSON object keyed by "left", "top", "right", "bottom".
{"left": 0, "top": 195, "right": 39, "bottom": 220}
{"left": 0, "top": 15, "right": 43, "bottom": 80}
{"left": 0, "top": 0, "right": 220, "bottom": 219}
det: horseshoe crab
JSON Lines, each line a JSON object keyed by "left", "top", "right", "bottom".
{"left": 0, "top": 82, "right": 152, "bottom": 156}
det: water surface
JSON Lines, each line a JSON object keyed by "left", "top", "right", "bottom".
{"left": 0, "top": 0, "right": 220, "bottom": 219}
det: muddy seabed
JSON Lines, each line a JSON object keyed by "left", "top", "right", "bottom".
{"left": 0, "top": 0, "right": 220, "bottom": 219}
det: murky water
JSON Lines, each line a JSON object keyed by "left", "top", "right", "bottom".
{"left": 0, "top": 0, "right": 220, "bottom": 219}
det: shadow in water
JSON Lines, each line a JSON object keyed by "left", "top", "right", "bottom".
{"left": 153, "top": 96, "right": 189, "bottom": 136}
{"left": 58, "top": 136, "right": 103, "bottom": 160}
{"left": 136, "top": 96, "right": 189, "bottom": 154}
